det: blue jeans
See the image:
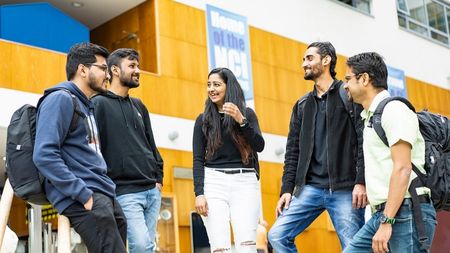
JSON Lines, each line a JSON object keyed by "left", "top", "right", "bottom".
{"left": 268, "top": 185, "right": 365, "bottom": 252}
{"left": 116, "top": 187, "right": 162, "bottom": 253}
{"left": 344, "top": 200, "right": 436, "bottom": 253}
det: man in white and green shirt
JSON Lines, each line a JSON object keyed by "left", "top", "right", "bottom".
{"left": 342, "top": 52, "right": 436, "bottom": 253}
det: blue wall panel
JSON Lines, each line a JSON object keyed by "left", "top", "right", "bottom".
{"left": 0, "top": 3, "right": 89, "bottom": 53}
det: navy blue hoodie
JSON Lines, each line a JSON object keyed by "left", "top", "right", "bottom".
{"left": 33, "top": 81, "right": 115, "bottom": 213}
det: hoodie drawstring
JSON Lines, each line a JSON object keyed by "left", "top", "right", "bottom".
{"left": 118, "top": 98, "right": 129, "bottom": 128}
{"left": 128, "top": 98, "right": 137, "bottom": 129}
{"left": 117, "top": 97, "right": 138, "bottom": 129}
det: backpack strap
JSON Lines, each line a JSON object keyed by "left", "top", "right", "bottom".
{"left": 409, "top": 177, "right": 431, "bottom": 250}
{"left": 371, "top": 96, "right": 430, "bottom": 250}
{"left": 37, "top": 88, "right": 84, "bottom": 133}
{"left": 370, "top": 96, "right": 415, "bottom": 147}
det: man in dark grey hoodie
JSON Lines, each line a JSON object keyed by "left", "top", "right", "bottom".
{"left": 33, "top": 43, "right": 127, "bottom": 252}
{"left": 92, "top": 48, "right": 164, "bottom": 253}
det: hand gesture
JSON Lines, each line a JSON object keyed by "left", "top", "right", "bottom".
{"left": 352, "top": 183, "right": 368, "bottom": 209}
{"left": 372, "top": 224, "right": 392, "bottom": 253}
{"left": 222, "top": 102, "right": 245, "bottom": 124}
{"left": 84, "top": 196, "right": 93, "bottom": 211}
{"left": 195, "top": 195, "right": 209, "bottom": 217}
{"left": 275, "top": 193, "right": 292, "bottom": 218}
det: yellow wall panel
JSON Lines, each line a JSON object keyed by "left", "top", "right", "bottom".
{"left": 259, "top": 162, "right": 283, "bottom": 195}
{"left": 249, "top": 28, "right": 272, "bottom": 64}
{"left": 252, "top": 61, "right": 279, "bottom": 100}
{"left": 261, "top": 193, "right": 280, "bottom": 228}
{"left": 173, "top": 178, "right": 195, "bottom": 226}
{"left": 406, "top": 76, "right": 450, "bottom": 116}
{"left": 275, "top": 68, "right": 312, "bottom": 104}
{"left": 254, "top": 97, "right": 292, "bottom": 135}
{"left": 0, "top": 41, "right": 12, "bottom": 88}
{"left": 159, "top": 35, "right": 208, "bottom": 83}
{"left": 159, "top": 36, "right": 179, "bottom": 78}
{"left": 178, "top": 226, "right": 192, "bottom": 253}
{"left": 0, "top": 40, "right": 66, "bottom": 93}
{"left": 91, "top": 1, "right": 157, "bottom": 73}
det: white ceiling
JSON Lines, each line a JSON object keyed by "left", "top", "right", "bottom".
{"left": 0, "top": 0, "right": 146, "bottom": 29}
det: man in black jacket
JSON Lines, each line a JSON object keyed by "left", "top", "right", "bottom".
{"left": 268, "top": 42, "right": 366, "bottom": 252}
{"left": 92, "top": 48, "right": 164, "bottom": 253}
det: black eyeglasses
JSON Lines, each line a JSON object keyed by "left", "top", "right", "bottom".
{"left": 85, "top": 63, "right": 109, "bottom": 74}
{"left": 344, "top": 73, "right": 363, "bottom": 82}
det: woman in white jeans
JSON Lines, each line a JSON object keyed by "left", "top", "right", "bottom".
{"left": 193, "top": 67, "right": 265, "bottom": 253}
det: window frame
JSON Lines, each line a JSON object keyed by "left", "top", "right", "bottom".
{"left": 329, "top": 0, "right": 373, "bottom": 16}
{"left": 396, "top": 0, "right": 450, "bottom": 47}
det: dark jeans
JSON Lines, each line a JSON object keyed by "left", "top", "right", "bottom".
{"left": 62, "top": 192, "right": 127, "bottom": 253}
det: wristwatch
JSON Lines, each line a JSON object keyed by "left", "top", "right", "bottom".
{"left": 239, "top": 117, "right": 248, "bottom": 127}
{"left": 380, "top": 213, "right": 395, "bottom": 225}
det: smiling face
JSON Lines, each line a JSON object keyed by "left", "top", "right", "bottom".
{"left": 343, "top": 67, "right": 365, "bottom": 104}
{"left": 118, "top": 57, "right": 140, "bottom": 88}
{"left": 301, "top": 47, "right": 325, "bottom": 81}
{"left": 207, "top": 73, "right": 227, "bottom": 109}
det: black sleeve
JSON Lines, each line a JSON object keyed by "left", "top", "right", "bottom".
{"left": 240, "top": 108, "right": 265, "bottom": 152}
{"left": 280, "top": 101, "right": 301, "bottom": 195}
{"left": 192, "top": 114, "right": 206, "bottom": 196}
{"left": 353, "top": 103, "right": 365, "bottom": 185}
{"left": 135, "top": 98, "right": 164, "bottom": 184}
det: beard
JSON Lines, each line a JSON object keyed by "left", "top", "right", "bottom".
{"left": 121, "top": 71, "right": 140, "bottom": 88}
{"left": 304, "top": 64, "right": 324, "bottom": 80}
{"left": 88, "top": 74, "right": 107, "bottom": 95}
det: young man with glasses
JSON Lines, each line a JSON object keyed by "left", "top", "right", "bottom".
{"left": 92, "top": 48, "right": 164, "bottom": 253}
{"left": 343, "top": 52, "right": 436, "bottom": 253}
{"left": 33, "top": 42, "right": 127, "bottom": 252}
{"left": 268, "top": 41, "right": 367, "bottom": 252}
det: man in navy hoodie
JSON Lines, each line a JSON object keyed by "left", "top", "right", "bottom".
{"left": 92, "top": 48, "right": 164, "bottom": 253}
{"left": 33, "top": 42, "right": 127, "bottom": 253}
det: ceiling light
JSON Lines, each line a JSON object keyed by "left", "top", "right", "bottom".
{"left": 71, "top": 2, "right": 84, "bottom": 8}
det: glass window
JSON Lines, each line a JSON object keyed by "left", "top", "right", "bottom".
{"left": 409, "top": 20, "right": 429, "bottom": 35}
{"left": 431, "top": 30, "right": 449, "bottom": 43}
{"left": 399, "top": 14, "right": 408, "bottom": 28}
{"left": 396, "top": 0, "right": 450, "bottom": 47}
{"left": 447, "top": 7, "right": 450, "bottom": 33}
{"left": 407, "top": 0, "right": 428, "bottom": 24}
{"left": 397, "top": 0, "right": 409, "bottom": 13}
{"left": 426, "top": 0, "right": 447, "bottom": 33}
{"left": 334, "top": 0, "right": 371, "bottom": 14}
{"left": 355, "top": 0, "right": 371, "bottom": 13}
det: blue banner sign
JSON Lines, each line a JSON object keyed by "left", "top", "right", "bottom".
{"left": 387, "top": 66, "right": 408, "bottom": 98}
{"left": 206, "top": 5, "right": 254, "bottom": 106}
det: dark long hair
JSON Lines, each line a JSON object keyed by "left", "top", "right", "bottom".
{"left": 202, "top": 68, "right": 252, "bottom": 164}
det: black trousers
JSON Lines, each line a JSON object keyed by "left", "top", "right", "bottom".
{"left": 62, "top": 192, "right": 127, "bottom": 253}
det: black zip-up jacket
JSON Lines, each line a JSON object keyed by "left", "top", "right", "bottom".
{"left": 92, "top": 91, "right": 164, "bottom": 196}
{"left": 280, "top": 80, "right": 365, "bottom": 195}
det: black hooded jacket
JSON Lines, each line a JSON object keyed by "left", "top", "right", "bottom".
{"left": 92, "top": 91, "right": 163, "bottom": 196}
{"left": 281, "top": 80, "right": 365, "bottom": 196}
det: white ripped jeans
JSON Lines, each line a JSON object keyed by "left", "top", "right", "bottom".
{"left": 202, "top": 167, "right": 261, "bottom": 253}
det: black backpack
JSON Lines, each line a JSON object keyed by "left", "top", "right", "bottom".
{"left": 370, "top": 96, "right": 450, "bottom": 249}
{"left": 5, "top": 88, "right": 82, "bottom": 205}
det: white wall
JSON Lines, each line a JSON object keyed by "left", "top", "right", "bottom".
{"left": 175, "top": 0, "right": 450, "bottom": 90}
